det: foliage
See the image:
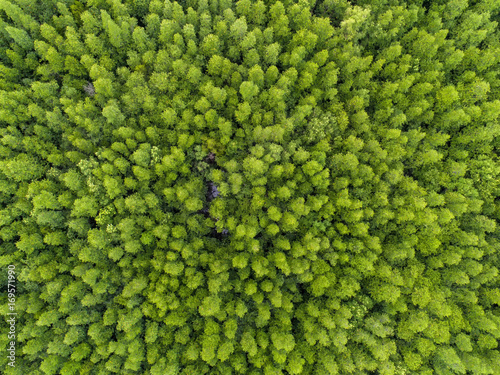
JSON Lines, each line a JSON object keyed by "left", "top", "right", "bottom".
{"left": 1, "top": 0, "right": 500, "bottom": 374}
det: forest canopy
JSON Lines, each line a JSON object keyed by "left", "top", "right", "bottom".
{"left": 1, "top": 0, "right": 500, "bottom": 374}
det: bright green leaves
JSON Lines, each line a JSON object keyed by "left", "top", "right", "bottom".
{"left": 16, "top": 233, "right": 44, "bottom": 255}
{"left": 435, "top": 85, "right": 460, "bottom": 112}
{"left": 273, "top": 252, "right": 290, "bottom": 275}
{"left": 249, "top": 255, "right": 268, "bottom": 278}
{"left": 102, "top": 100, "right": 125, "bottom": 125}
{"left": 124, "top": 194, "right": 147, "bottom": 214}
{"left": 232, "top": 253, "right": 249, "bottom": 269}
{"left": 242, "top": 156, "right": 267, "bottom": 178}
{"left": 268, "top": 1, "right": 290, "bottom": 42}
{"left": 271, "top": 331, "right": 295, "bottom": 352}
{"left": 434, "top": 346, "right": 466, "bottom": 374}
{"left": 302, "top": 160, "right": 323, "bottom": 177}
{"left": 161, "top": 107, "right": 178, "bottom": 127}
{"left": 132, "top": 26, "right": 153, "bottom": 53}
{"left": 0, "top": 153, "right": 45, "bottom": 182}
{"left": 207, "top": 55, "right": 232, "bottom": 81}
{"left": 185, "top": 197, "right": 203, "bottom": 212}
{"left": 130, "top": 144, "right": 151, "bottom": 168}
{"left": 87, "top": 228, "right": 111, "bottom": 251}
{"left": 264, "top": 43, "right": 281, "bottom": 65}
{"left": 71, "top": 196, "right": 98, "bottom": 218}
{"left": 411, "top": 282, "right": 432, "bottom": 309}
{"left": 106, "top": 18, "right": 124, "bottom": 49}
{"left": 199, "top": 295, "right": 221, "bottom": 317}
{"left": 227, "top": 172, "right": 243, "bottom": 194}
{"left": 339, "top": 6, "right": 371, "bottom": 42}
{"left": 122, "top": 276, "right": 148, "bottom": 299}
{"left": 275, "top": 186, "right": 292, "bottom": 201}
{"left": 235, "top": 101, "right": 251, "bottom": 123}
{"left": 240, "top": 331, "right": 258, "bottom": 357}
{"left": 454, "top": 333, "right": 473, "bottom": 352}
{"left": 280, "top": 212, "right": 298, "bottom": 232}
{"left": 230, "top": 16, "right": 248, "bottom": 41}
{"left": 397, "top": 312, "right": 429, "bottom": 342}
{"left": 217, "top": 341, "right": 235, "bottom": 362}
{"left": 239, "top": 81, "right": 259, "bottom": 102}
{"left": 201, "top": 34, "right": 221, "bottom": 56}
{"left": 31, "top": 190, "right": 61, "bottom": 211}
{"left": 368, "top": 277, "right": 401, "bottom": 305}
{"left": 267, "top": 206, "right": 282, "bottom": 221}
{"left": 2, "top": 1, "right": 500, "bottom": 375}
{"left": 303, "top": 109, "right": 337, "bottom": 143}
{"left": 5, "top": 25, "right": 33, "bottom": 50}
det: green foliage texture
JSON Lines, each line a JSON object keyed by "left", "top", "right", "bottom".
{"left": 1, "top": 0, "right": 500, "bottom": 374}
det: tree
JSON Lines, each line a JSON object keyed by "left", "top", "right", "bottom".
{"left": 434, "top": 346, "right": 466, "bottom": 374}
{"left": 40, "top": 354, "right": 65, "bottom": 375}
{"left": 0, "top": 153, "right": 45, "bottom": 181}
{"left": 71, "top": 196, "right": 98, "bottom": 218}
{"left": 239, "top": 81, "right": 259, "bottom": 101}
{"left": 107, "top": 18, "right": 124, "bottom": 49}
{"left": 199, "top": 295, "right": 221, "bottom": 317}
{"left": 201, "top": 34, "right": 221, "bottom": 57}
{"left": 271, "top": 331, "right": 295, "bottom": 352}
{"left": 218, "top": 340, "right": 235, "bottom": 362}
{"left": 5, "top": 25, "right": 33, "bottom": 50}
{"left": 102, "top": 100, "right": 125, "bottom": 124}
{"left": 241, "top": 331, "right": 258, "bottom": 356}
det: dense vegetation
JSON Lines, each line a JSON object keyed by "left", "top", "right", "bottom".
{"left": 1, "top": 0, "right": 500, "bottom": 374}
